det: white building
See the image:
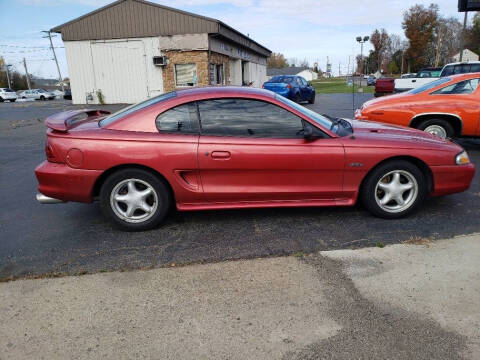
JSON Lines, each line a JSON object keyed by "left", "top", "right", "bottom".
{"left": 51, "top": 0, "right": 271, "bottom": 104}
{"left": 453, "top": 49, "right": 479, "bottom": 62}
{"left": 267, "top": 67, "right": 318, "bottom": 81}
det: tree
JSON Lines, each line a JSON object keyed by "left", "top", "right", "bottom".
{"left": 299, "top": 58, "right": 309, "bottom": 67}
{"left": 465, "top": 12, "right": 480, "bottom": 56}
{"left": 370, "top": 28, "right": 391, "bottom": 72}
{"left": 388, "top": 60, "right": 400, "bottom": 74}
{"left": 267, "top": 52, "right": 289, "bottom": 68}
{"left": 402, "top": 3, "right": 439, "bottom": 72}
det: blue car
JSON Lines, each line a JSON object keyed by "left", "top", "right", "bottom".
{"left": 263, "top": 75, "right": 315, "bottom": 103}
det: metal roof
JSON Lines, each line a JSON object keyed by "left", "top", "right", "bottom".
{"left": 51, "top": 0, "right": 271, "bottom": 57}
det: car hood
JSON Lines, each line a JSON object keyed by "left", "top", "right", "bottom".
{"left": 347, "top": 119, "right": 458, "bottom": 149}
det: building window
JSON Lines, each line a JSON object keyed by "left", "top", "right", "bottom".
{"left": 209, "top": 63, "right": 224, "bottom": 85}
{"left": 175, "top": 64, "right": 197, "bottom": 87}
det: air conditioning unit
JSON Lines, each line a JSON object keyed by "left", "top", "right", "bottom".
{"left": 153, "top": 56, "right": 167, "bottom": 66}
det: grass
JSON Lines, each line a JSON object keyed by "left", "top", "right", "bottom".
{"left": 311, "top": 77, "right": 374, "bottom": 94}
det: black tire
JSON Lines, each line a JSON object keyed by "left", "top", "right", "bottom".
{"left": 40, "top": 95, "right": 45, "bottom": 101}
{"left": 294, "top": 93, "right": 301, "bottom": 103}
{"left": 360, "top": 160, "right": 427, "bottom": 219}
{"left": 308, "top": 93, "right": 315, "bottom": 104}
{"left": 417, "top": 118, "right": 455, "bottom": 139}
{"left": 10, "top": 99, "right": 16, "bottom": 102}
{"left": 0, "top": 97, "right": 4, "bottom": 103}
{"left": 100, "top": 168, "right": 171, "bottom": 231}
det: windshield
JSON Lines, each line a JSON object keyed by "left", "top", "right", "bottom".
{"left": 270, "top": 76, "right": 294, "bottom": 83}
{"left": 275, "top": 94, "right": 333, "bottom": 130}
{"left": 100, "top": 92, "right": 177, "bottom": 127}
{"left": 408, "top": 77, "right": 451, "bottom": 94}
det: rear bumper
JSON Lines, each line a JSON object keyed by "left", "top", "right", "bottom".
{"left": 431, "top": 163, "right": 475, "bottom": 197}
{"left": 35, "top": 161, "right": 102, "bottom": 203}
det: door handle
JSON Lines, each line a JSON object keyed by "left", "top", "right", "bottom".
{"left": 211, "top": 151, "right": 231, "bottom": 159}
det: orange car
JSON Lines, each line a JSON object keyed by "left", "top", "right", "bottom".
{"left": 355, "top": 73, "right": 480, "bottom": 139}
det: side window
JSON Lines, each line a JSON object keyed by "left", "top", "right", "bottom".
{"left": 301, "top": 78, "right": 308, "bottom": 86}
{"left": 441, "top": 66, "right": 453, "bottom": 77}
{"left": 198, "top": 98, "right": 305, "bottom": 138}
{"left": 431, "top": 79, "right": 480, "bottom": 95}
{"left": 155, "top": 102, "right": 199, "bottom": 134}
{"left": 296, "top": 78, "right": 302, "bottom": 86}
{"left": 453, "top": 65, "right": 463, "bottom": 75}
{"left": 471, "top": 64, "right": 480, "bottom": 72}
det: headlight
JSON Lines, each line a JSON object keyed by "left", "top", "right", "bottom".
{"left": 455, "top": 150, "right": 470, "bottom": 165}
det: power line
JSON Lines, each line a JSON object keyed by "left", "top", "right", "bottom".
{"left": 0, "top": 44, "right": 64, "bottom": 49}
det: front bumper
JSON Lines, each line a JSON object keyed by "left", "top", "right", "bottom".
{"left": 431, "top": 163, "right": 475, "bottom": 197}
{"left": 35, "top": 161, "right": 102, "bottom": 203}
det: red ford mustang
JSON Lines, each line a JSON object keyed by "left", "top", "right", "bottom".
{"left": 35, "top": 87, "right": 475, "bottom": 230}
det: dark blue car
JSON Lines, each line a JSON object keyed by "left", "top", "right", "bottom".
{"left": 263, "top": 75, "right": 315, "bottom": 103}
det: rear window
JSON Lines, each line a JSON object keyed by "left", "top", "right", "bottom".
{"left": 270, "top": 76, "right": 294, "bottom": 83}
{"left": 408, "top": 78, "right": 451, "bottom": 94}
{"left": 100, "top": 92, "right": 177, "bottom": 127}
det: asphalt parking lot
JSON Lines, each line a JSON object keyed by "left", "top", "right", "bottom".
{"left": 1, "top": 95, "right": 479, "bottom": 279}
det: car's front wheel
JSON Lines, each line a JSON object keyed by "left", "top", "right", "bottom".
{"left": 361, "top": 160, "right": 426, "bottom": 219}
{"left": 308, "top": 93, "right": 315, "bottom": 104}
{"left": 40, "top": 95, "right": 45, "bottom": 101}
{"left": 0, "top": 97, "right": 4, "bottom": 103}
{"left": 418, "top": 118, "right": 454, "bottom": 139}
{"left": 100, "top": 168, "right": 171, "bottom": 231}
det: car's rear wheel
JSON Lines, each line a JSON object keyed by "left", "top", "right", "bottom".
{"left": 418, "top": 118, "right": 454, "bottom": 139}
{"left": 100, "top": 168, "right": 171, "bottom": 231}
{"left": 10, "top": 99, "right": 16, "bottom": 102}
{"left": 0, "top": 97, "right": 4, "bottom": 103}
{"left": 40, "top": 95, "right": 45, "bottom": 101}
{"left": 308, "top": 93, "right": 315, "bottom": 104}
{"left": 361, "top": 160, "right": 426, "bottom": 219}
{"left": 294, "top": 93, "right": 301, "bottom": 103}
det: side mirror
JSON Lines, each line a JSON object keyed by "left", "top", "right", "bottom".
{"left": 304, "top": 125, "right": 314, "bottom": 139}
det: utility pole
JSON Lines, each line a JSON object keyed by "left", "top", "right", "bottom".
{"left": 5, "top": 64, "right": 11, "bottom": 88}
{"left": 42, "top": 30, "right": 64, "bottom": 92}
{"left": 338, "top": 62, "right": 341, "bottom": 77}
{"left": 23, "top": 58, "right": 31, "bottom": 90}
{"left": 459, "top": 11, "right": 468, "bottom": 62}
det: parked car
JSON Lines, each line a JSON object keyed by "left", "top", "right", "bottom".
{"left": 394, "top": 67, "right": 442, "bottom": 93}
{"left": 35, "top": 87, "right": 474, "bottom": 230}
{"left": 440, "top": 61, "right": 480, "bottom": 77}
{"left": 63, "top": 89, "right": 72, "bottom": 100}
{"left": 356, "top": 73, "right": 480, "bottom": 139}
{"left": 0, "top": 88, "right": 18, "bottom": 102}
{"left": 263, "top": 75, "right": 315, "bottom": 103}
{"left": 367, "top": 76, "right": 376, "bottom": 86}
{"left": 374, "top": 77, "right": 395, "bottom": 97}
{"left": 19, "top": 89, "right": 55, "bottom": 100}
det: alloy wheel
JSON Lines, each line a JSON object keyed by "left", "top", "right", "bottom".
{"left": 374, "top": 170, "right": 418, "bottom": 214}
{"left": 110, "top": 178, "right": 158, "bottom": 223}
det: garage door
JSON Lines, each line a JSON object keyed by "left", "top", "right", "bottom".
{"left": 91, "top": 40, "right": 148, "bottom": 104}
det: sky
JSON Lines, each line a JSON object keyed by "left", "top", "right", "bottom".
{"left": 0, "top": 0, "right": 469, "bottom": 78}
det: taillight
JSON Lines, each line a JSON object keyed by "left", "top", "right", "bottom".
{"left": 262, "top": 83, "right": 265, "bottom": 88}
{"left": 45, "top": 142, "right": 58, "bottom": 162}
{"left": 286, "top": 84, "right": 291, "bottom": 88}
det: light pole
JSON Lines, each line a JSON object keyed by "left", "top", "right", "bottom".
{"left": 356, "top": 35, "right": 369, "bottom": 76}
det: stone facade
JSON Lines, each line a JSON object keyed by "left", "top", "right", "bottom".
{"left": 162, "top": 50, "right": 231, "bottom": 92}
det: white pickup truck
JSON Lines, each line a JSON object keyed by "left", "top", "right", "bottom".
{"left": 394, "top": 67, "right": 442, "bottom": 93}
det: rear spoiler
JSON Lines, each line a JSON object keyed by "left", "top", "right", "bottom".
{"left": 45, "top": 109, "right": 111, "bottom": 132}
